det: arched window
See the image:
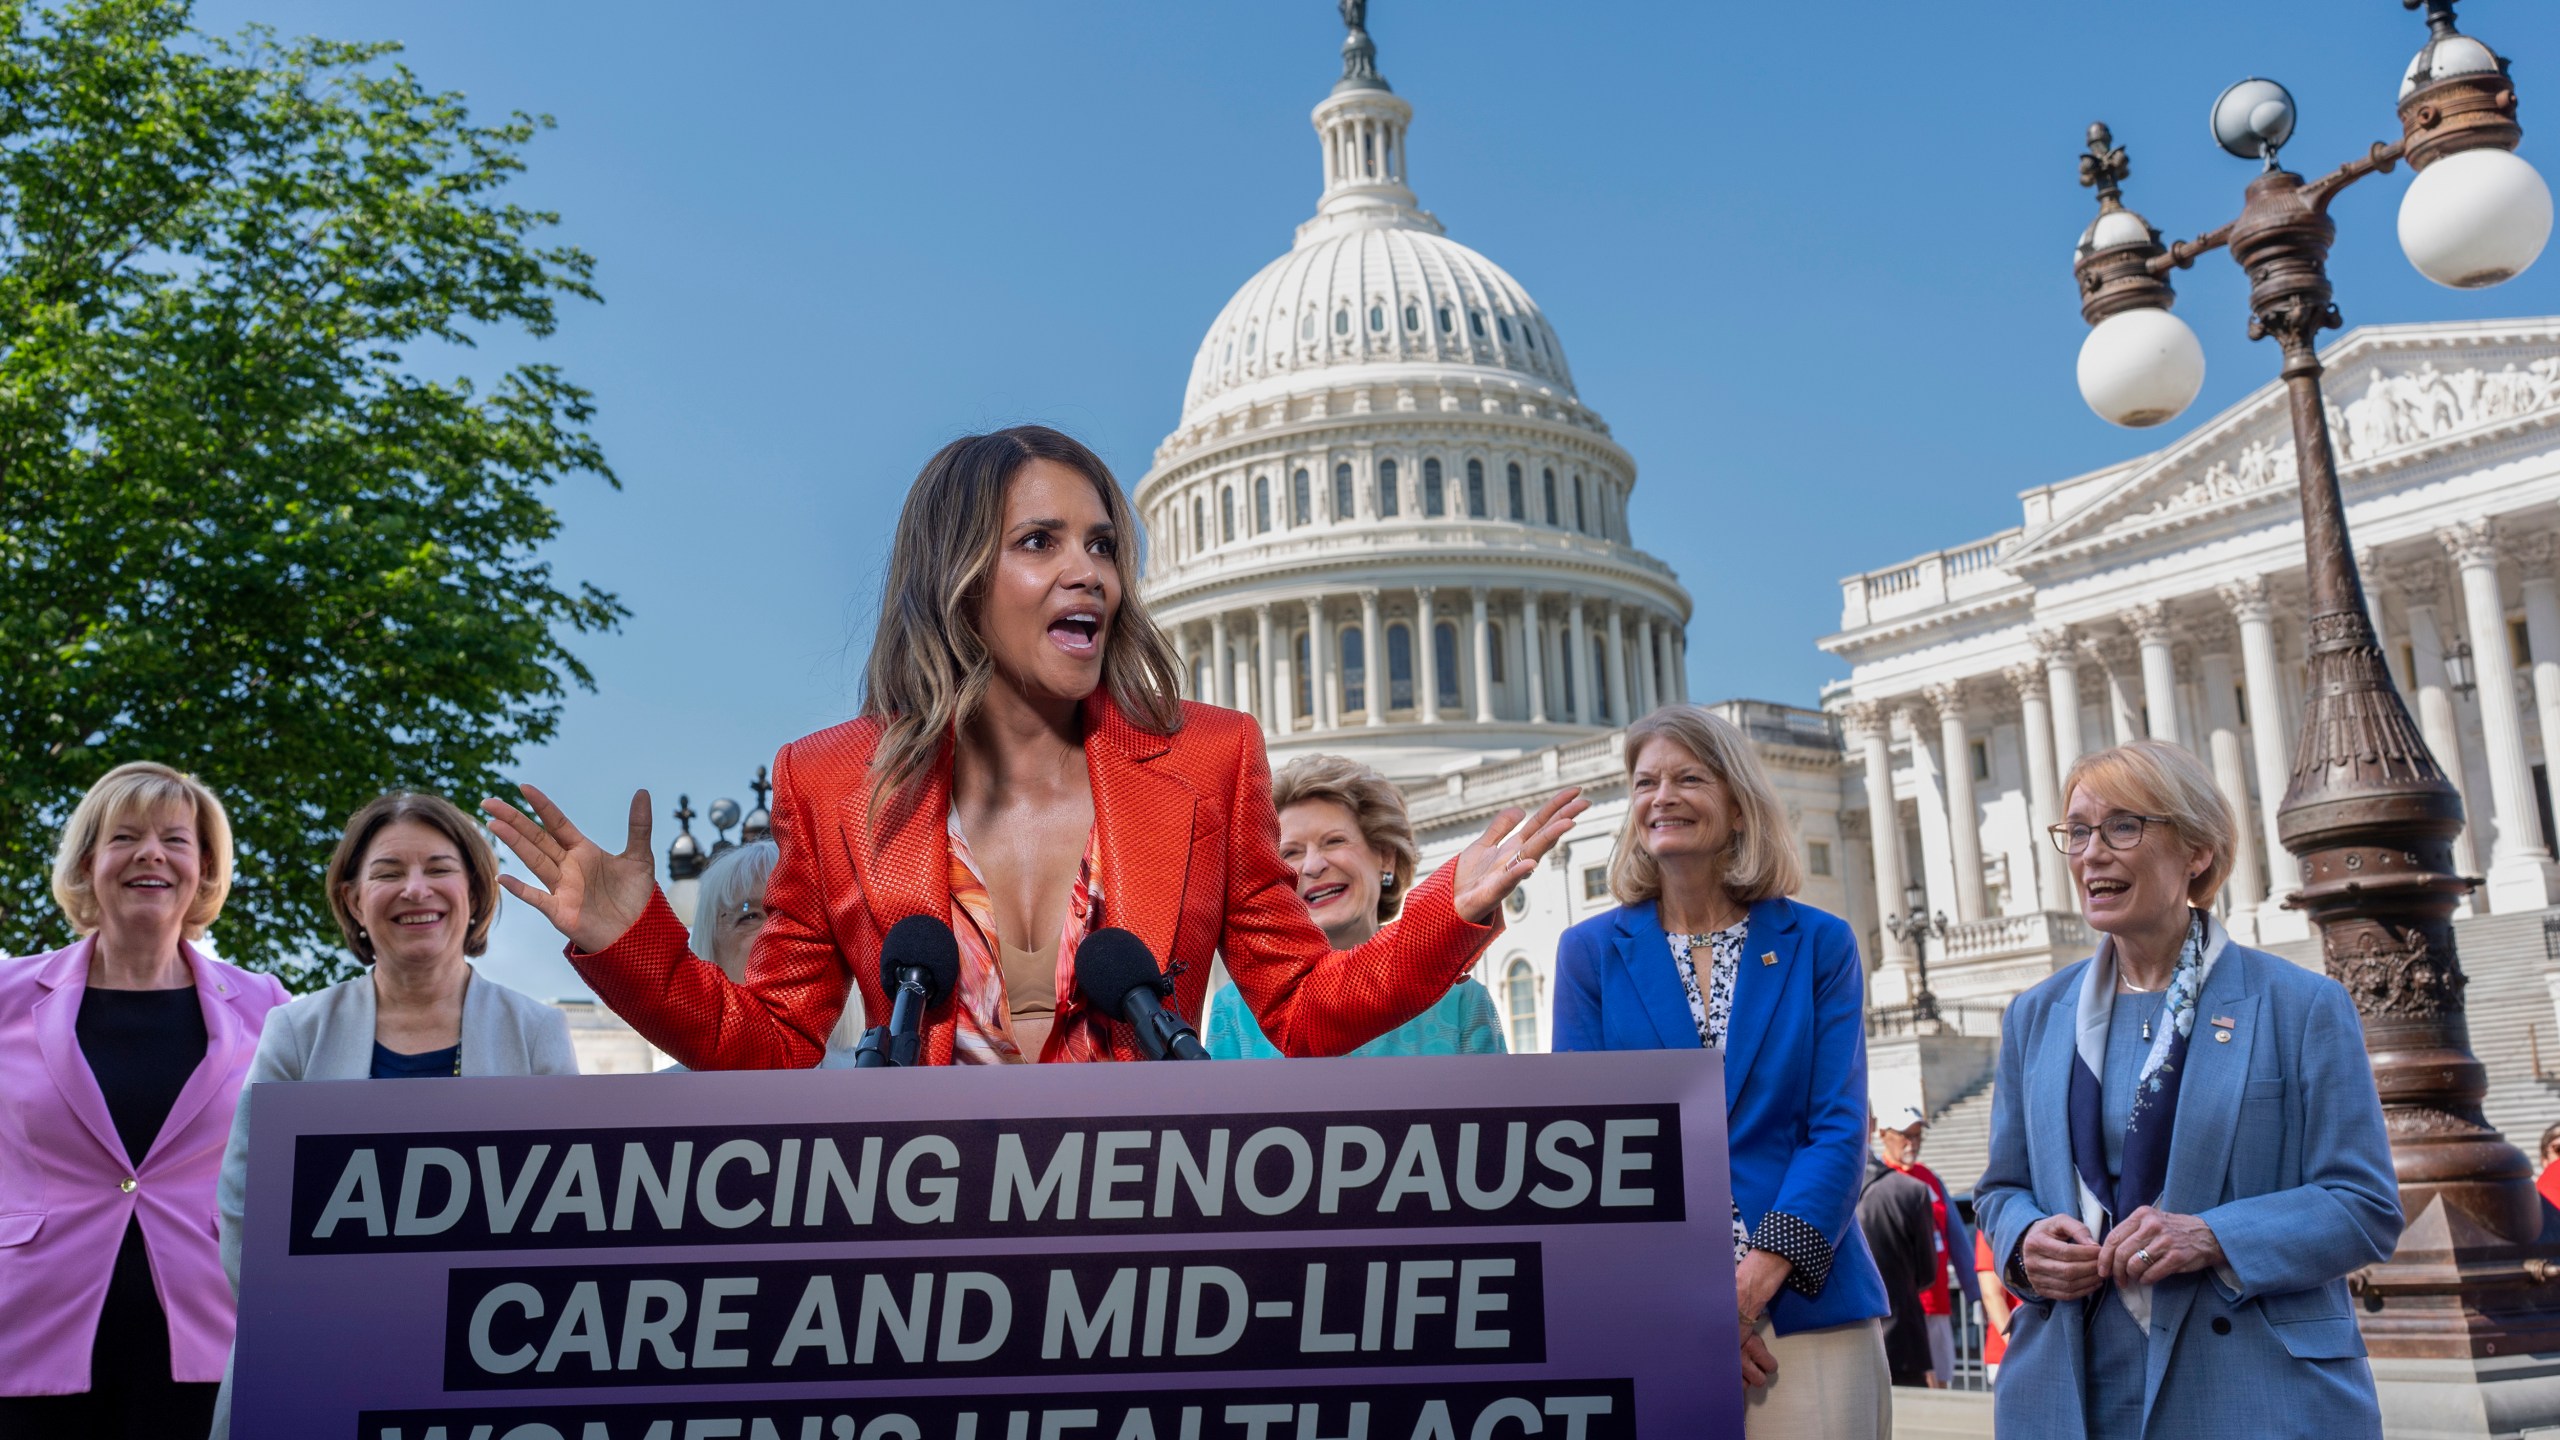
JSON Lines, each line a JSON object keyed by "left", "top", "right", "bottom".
{"left": 1368, "top": 304, "right": 1385, "bottom": 332}
{"left": 1468, "top": 310, "right": 1486, "bottom": 337}
{"left": 1434, "top": 622, "right": 1462, "bottom": 706}
{"left": 1558, "top": 626, "right": 1577, "bottom": 713}
{"left": 1591, "top": 630, "right": 1611, "bottom": 721}
{"left": 1192, "top": 496, "right": 1206, "bottom": 554}
{"left": 1378, "top": 459, "right": 1400, "bottom": 518}
{"left": 1497, "top": 315, "right": 1512, "bottom": 342}
{"left": 1333, "top": 462, "right": 1354, "bottom": 521}
{"left": 1301, "top": 312, "right": 1316, "bottom": 341}
{"left": 1573, "top": 475, "right": 1588, "bottom": 533}
{"left": 1506, "top": 959, "right": 1540, "bottom": 1053}
{"left": 1245, "top": 327, "right": 1257, "bottom": 355}
{"left": 1388, "top": 623, "right": 1415, "bottom": 710}
{"left": 1221, "top": 487, "right": 1236, "bottom": 543}
{"left": 1524, "top": 323, "right": 1538, "bottom": 350}
{"left": 1295, "top": 631, "right": 1311, "bottom": 718}
{"left": 1422, "top": 458, "right": 1445, "bottom": 517}
{"left": 1436, "top": 306, "right": 1453, "bottom": 333}
{"left": 1291, "top": 468, "right": 1312, "bottom": 526}
{"left": 1403, "top": 302, "right": 1420, "bottom": 331}
{"left": 1542, "top": 469, "right": 1559, "bottom": 526}
{"left": 1334, "top": 309, "right": 1350, "bottom": 336}
{"left": 1465, "top": 459, "right": 1487, "bottom": 518}
{"left": 1487, "top": 620, "right": 1506, "bottom": 683}
{"left": 1506, "top": 462, "right": 1525, "bottom": 520}
{"left": 1254, "top": 475, "right": 1272, "bottom": 533}
{"left": 1340, "top": 628, "right": 1366, "bottom": 713}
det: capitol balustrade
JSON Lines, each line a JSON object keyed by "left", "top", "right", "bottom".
{"left": 1838, "top": 529, "right": 2023, "bottom": 631}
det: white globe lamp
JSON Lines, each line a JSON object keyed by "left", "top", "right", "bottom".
{"left": 2399, "top": 145, "right": 2553, "bottom": 288}
{"left": 2078, "top": 307, "right": 2206, "bottom": 429}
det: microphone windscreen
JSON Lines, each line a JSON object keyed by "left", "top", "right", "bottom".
{"left": 879, "top": 915, "right": 961, "bottom": 1005}
{"left": 1073, "top": 927, "right": 1166, "bottom": 1017}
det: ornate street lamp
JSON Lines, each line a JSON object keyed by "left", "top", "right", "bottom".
{"left": 1883, "top": 879, "right": 1947, "bottom": 1024}
{"left": 664, "top": 767, "right": 774, "bottom": 919}
{"left": 2447, "top": 636, "right": 2479, "bottom": 700}
{"left": 2065, "top": 0, "right": 2554, "bottom": 1360}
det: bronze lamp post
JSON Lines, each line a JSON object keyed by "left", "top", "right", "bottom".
{"left": 2066, "top": 0, "right": 2555, "bottom": 1358}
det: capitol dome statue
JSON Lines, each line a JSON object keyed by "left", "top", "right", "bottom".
{"left": 1135, "top": 2, "right": 1693, "bottom": 781}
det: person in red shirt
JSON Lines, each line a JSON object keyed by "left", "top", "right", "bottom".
{"left": 1973, "top": 1229, "right": 2012, "bottom": 1381}
{"left": 2537, "top": 1123, "right": 2560, "bottom": 1213}
{"left": 1875, "top": 1104, "right": 1981, "bottom": 1388}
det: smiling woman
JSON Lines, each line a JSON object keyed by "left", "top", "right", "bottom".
{"left": 484, "top": 425, "right": 1586, "bottom": 1070}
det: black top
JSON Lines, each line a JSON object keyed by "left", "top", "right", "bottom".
{"left": 1857, "top": 1155, "right": 1941, "bottom": 1386}
{"left": 75, "top": 986, "right": 209, "bottom": 1166}
{"left": 371, "top": 1041, "right": 460, "bottom": 1079}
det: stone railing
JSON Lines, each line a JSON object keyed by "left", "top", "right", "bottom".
{"left": 1939, "top": 910, "right": 2091, "bottom": 964}
{"left": 1837, "top": 528, "right": 2023, "bottom": 630}
{"left": 1411, "top": 732, "right": 1626, "bottom": 825}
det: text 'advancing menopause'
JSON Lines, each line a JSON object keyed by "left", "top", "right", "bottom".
{"left": 290, "top": 1105, "right": 1682, "bottom": 1254}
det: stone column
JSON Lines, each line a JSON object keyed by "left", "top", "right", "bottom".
{"left": 1255, "top": 603, "right": 1279, "bottom": 737}
{"left": 1211, "top": 611, "right": 1233, "bottom": 709}
{"left": 2036, "top": 626, "right": 2085, "bottom": 781}
{"left": 1523, "top": 592, "right": 1549, "bottom": 725}
{"left": 1565, "top": 593, "right": 1591, "bottom": 725}
{"left": 2399, "top": 561, "right": 2485, "bottom": 886}
{"left": 1926, "top": 681, "right": 1989, "bottom": 922}
{"left": 1360, "top": 588, "right": 1385, "bottom": 727}
{"left": 2128, "top": 600, "right": 2182, "bottom": 747}
{"left": 2192, "top": 615, "right": 2267, "bottom": 914}
{"left": 1411, "top": 589, "right": 1437, "bottom": 722}
{"left": 1470, "top": 587, "right": 1496, "bottom": 723}
{"left": 2218, "top": 578, "right": 2303, "bottom": 902}
{"left": 1671, "top": 630, "right": 1690, "bottom": 703}
{"left": 1305, "top": 597, "right": 1333, "bottom": 731}
{"left": 1604, "top": 602, "right": 1631, "bottom": 727}
{"left": 2443, "top": 519, "right": 2559, "bottom": 910}
{"left": 2518, "top": 540, "right": 2560, "bottom": 835}
{"left": 1634, "top": 612, "right": 1659, "bottom": 716}
{"left": 1175, "top": 624, "right": 1196, "bottom": 701}
{"left": 2090, "top": 635, "right": 2142, "bottom": 745}
{"left": 1902, "top": 697, "right": 1958, "bottom": 922}
{"left": 2008, "top": 661, "right": 2070, "bottom": 912}
{"left": 1848, "top": 701, "right": 1916, "bottom": 970}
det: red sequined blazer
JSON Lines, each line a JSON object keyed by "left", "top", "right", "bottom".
{"left": 568, "top": 695, "right": 1502, "bottom": 1066}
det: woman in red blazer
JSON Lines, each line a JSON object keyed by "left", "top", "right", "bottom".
{"left": 488, "top": 426, "right": 1581, "bottom": 1066}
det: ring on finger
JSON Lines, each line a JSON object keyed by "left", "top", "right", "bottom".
{"left": 2133, "top": 1248, "right": 2151, "bottom": 1267}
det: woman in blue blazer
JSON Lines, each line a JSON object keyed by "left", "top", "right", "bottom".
{"left": 1974, "top": 741, "right": 2398, "bottom": 1440}
{"left": 1555, "top": 705, "right": 1890, "bottom": 1439}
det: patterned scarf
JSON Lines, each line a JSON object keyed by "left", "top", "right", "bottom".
{"left": 2066, "top": 908, "right": 2223, "bottom": 1326}
{"left": 943, "top": 811, "right": 1108, "bottom": 1064}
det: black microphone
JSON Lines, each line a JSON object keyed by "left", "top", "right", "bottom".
{"left": 873, "top": 915, "right": 961, "bottom": 1068}
{"left": 1075, "top": 928, "right": 1210, "bottom": 1061}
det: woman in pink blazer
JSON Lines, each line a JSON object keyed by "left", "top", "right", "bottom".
{"left": 0, "top": 762, "right": 287, "bottom": 1438}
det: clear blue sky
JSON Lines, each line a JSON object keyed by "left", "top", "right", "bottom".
{"left": 187, "top": 0, "right": 2558, "bottom": 998}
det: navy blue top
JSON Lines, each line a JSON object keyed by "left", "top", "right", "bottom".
{"left": 2101, "top": 993, "right": 2167, "bottom": 1178}
{"left": 370, "top": 1041, "right": 460, "bottom": 1079}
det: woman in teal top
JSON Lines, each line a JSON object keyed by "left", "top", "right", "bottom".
{"left": 1204, "top": 754, "right": 1505, "bottom": 1058}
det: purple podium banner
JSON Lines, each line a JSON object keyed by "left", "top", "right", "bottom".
{"left": 232, "top": 1049, "right": 1739, "bottom": 1438}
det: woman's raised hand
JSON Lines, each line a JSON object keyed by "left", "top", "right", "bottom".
{"left": 1451, "top": 787, "right": 1589, "bottom": 924}
{"left": 481, "top": 785, "right": 661, "bottom": 955}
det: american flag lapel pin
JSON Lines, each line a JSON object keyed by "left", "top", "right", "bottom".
{"left": 2211, "top": 1014, "right": 2236, "bottom": 1042}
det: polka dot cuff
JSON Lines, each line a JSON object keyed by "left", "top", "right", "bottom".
{"left": 1751, "top": 1210, "right": 1832, "bottom": 1298}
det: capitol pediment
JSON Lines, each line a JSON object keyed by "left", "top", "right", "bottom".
{"left": 2002, "top": 318, "right": 2560, "bottom": 568}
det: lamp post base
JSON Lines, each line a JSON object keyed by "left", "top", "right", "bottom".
{"left": 2374, "top": 1347, "right": 2560, "bottom": 1440}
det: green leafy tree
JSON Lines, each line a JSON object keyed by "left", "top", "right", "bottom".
{"left": 0, "top": 0, "right": 622, "bottom": 988}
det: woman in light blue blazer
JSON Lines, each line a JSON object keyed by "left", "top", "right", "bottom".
{"left": 210, "top": 794, "right": 576, "bottom": 1437}
{"left": 1555, "top": 705, "right": 1889, "bottom": 1440}
{"left": 1974, "top": 741, "right": 2398, "bottom": 1440}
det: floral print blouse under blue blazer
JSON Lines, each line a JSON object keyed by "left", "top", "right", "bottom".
{"left": 1553, "top": 895, "right": 1890, "bottom": 1336}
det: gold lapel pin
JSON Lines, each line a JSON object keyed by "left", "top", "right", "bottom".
{"left": 1760, "top": 951, "right": 1778, "bottom": 966}
{"left": 2214, "top": 1029, "right": 2232, "bottom": 1043}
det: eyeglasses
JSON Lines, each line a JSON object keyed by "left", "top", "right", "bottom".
{"left": 2048, "top": 813, "right": 2174, "bottom": 855}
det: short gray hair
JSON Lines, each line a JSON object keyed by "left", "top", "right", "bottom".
{"left": 689, "top": 840, "right": 779, "bottom": 964}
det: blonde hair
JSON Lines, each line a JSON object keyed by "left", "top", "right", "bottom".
{"left": 862, "top": 426, "right": 1185, "bottom": 822}
{"left": 1608, "top": 705, "right": 1804, "bottom": 906}
{"left": 51, "top": 761, "right": 235, "bottom": 939}
{"left": 325, "top": 793, "right": 503, "bottom": 965}
{"left": 2061, "top": 740, "right": 2235, "bottom": 906}
{"left": 1272, "top": 754, "right": 1419, "bottom": 922}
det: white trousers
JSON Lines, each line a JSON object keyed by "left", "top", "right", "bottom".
{"left": 1744, "top": 1317, "right": 1891, "bottom": 1440}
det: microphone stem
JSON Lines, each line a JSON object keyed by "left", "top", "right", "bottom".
{"left": 888, "top": 974, "right": 931, "bottom": 1068}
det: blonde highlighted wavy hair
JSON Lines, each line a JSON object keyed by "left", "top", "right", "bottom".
{"left": 2061, "top": 739, "right": 2235, "bottom": 907}
{"left": 862, "top": 426, "right": 1185, "bottom": 820}
{"left": 1271, "top": 754, "right": 1419, "bottom": 922}
{"left": 51, "top": 761, "right": 235, "bottom": 940}
{"left": 1608, "top": 705, "right": 1804, "bottom": 907}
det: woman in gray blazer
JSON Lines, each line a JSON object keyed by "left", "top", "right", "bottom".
{"left": 210, "top": 793, "right": 576, "bottom": 1436}
{"left": 1973, "top": 741, "right": 2399, "bottom": 1440}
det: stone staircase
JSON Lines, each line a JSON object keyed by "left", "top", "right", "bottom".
{"left": 1917, "top": 909, "right": 2560, "bottom": 1203}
